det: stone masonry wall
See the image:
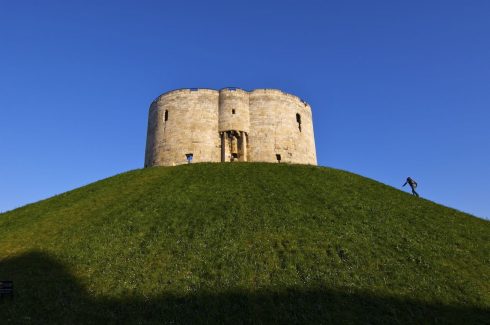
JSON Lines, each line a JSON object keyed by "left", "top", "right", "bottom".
{"left": 218, "top": 88, "right": 250, "bottom": 133}
{"left": 248, "top": 89, "right": 316, "bottom": 165}
{"left": 145, "top": 89, "right": 220, "bottom": 166}
{"left": 145, "top": 88, "right": 317, "bottom": 167}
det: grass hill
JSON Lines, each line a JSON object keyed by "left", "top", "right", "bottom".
{"left": 0, "top": 163, "right": 489, "bottom": 324}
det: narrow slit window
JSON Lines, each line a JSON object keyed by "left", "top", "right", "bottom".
{"left": 296, "top": 113, "right": 301, "bottom": 132}
{"left": 232, "top": 109, "right": 236, "bottom": 114}
{"left": 164, "top": 110, "right": 169, "bottom": 122}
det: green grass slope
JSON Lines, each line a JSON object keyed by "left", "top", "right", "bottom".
{"left": 0, "top": 163, "right": 489, "bottom": 324}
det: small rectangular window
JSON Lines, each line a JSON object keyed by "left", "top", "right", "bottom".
{"left": 232, "top": 109, "right": 236, "bottom": 114}
{"left": 276, "top": 154, "right": 281, "bottom": 162}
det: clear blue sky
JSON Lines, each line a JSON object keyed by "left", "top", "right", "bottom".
{"left": 1, "top": 1, "right": 489, "bottom": 219}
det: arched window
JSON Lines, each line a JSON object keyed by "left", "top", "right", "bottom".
{"left": 164, "top": 110, "right": 169, "bottom": 122}
{"left": 296, "top": 113, "right": 301, "bottom": 132}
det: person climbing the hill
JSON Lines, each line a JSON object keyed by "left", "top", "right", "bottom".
{"left": 403, "top": 177, "right": 419, "bottom": 197}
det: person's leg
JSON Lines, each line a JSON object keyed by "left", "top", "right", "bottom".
{"left": 412, "top": 188, "right": 419, "bottom": 197}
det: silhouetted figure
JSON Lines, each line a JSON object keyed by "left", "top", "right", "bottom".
{"left": 403, "top": 177, "right": 419, "bottom": 197}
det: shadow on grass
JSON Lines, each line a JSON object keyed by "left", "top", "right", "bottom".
{"left": 0, "top": 251, "right": 488, "bottom": 324}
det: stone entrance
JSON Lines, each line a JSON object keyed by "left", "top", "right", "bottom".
{"left": 221, "top": 130, "right": 248, "bottom": 162}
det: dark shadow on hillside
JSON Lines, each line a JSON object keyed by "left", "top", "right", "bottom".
{"left": 0, "top": 252, "right": 488, "bottom": 324}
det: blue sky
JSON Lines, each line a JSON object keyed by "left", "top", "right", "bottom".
{"left": 1, "top": 1, "right": 489, "bottom": 219}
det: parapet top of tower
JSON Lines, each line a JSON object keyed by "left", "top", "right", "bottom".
{"left": 151, "top": 87, "right": 311, "bottom": 108}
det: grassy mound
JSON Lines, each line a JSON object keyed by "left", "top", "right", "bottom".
{"left": 0, "top": 163, "right": 489, "bottom": 323}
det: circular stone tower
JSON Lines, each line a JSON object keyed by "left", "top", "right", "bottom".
{"left": 144, "top": 89, "right": 219, "bottom": 167}
{"left": 145, "top": 88, "right": 317, "bottom": 167}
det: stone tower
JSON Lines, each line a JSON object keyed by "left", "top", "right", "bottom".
{"left": 144, "top": 88, "right": 317, "bottom": 167}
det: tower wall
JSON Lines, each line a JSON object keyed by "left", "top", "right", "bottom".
{"left": 218, "top": 88, "right": 250, "bottom": 133}
{"left": 145, "top": 88, "right": 317, "bottom": 167}
{"left": 248, "top": 89, "right": 316, "bottom": 165}
{"left": 145, "top": 89, "right": 220, "bottom": 166}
